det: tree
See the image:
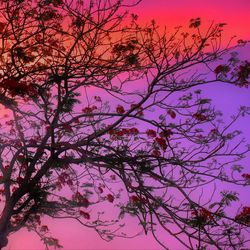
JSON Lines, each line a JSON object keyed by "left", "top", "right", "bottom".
{"left": 0, "top": 0, "right": 249, "bottom": 249}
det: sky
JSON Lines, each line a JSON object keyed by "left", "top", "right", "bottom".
{"left": 3, "top": 0, "right": 250, "bottom": 249}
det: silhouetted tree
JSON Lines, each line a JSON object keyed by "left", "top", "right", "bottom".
{"left": 0, "top": 0, "right": 249, "bottom": 249}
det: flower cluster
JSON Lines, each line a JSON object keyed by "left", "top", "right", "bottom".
{"left": 146, "top": 129, "right": 157, "bottom": 138}
{"left": 167, "top": 109, "right": 176, "bottom": 119}
{"left": 155, "top": 137, "right": 167, "bottom": 151}
{"left": 79, "top": 210, "right": 90, "bottom": 220}
{"left": 0, "top": 78, "right": 37, "bottom": 97}
{"left": 0, "top": 21, "right": 6, "bottom": 33}
{"left": 159, "top": 129, "right": 173, "bottom": 138}
{"left": 108, "top": 127, "right": 139, "bottom": 139}
{"left": 116, "top": 105, "right": 125, "bottom": 114}
{"left": 72, "top": 192, "right": 89, "bottom": 207}
{"left": 146, "top": 129, "right": 173, "bottom": 138}
{"left": 57, "top": 172, "right": 73, "bottom": 186}
{"left": 82, "top": 105, "right": 97, "bottom": 114}
{"left": 242, "top": 173, "right": 250, "bottom": 180}
{"left": 130, "top": 195, "right": 142, "bottom": 204}
{"left": 130, "top": 104, "right": 144, "bottom": 116}
{"left": 193, "top": 112, "right": 207, "bottom": 121}
{"left": 235, "top": 207, "right": 250, "bottom": 225}
{"left": 106, "top": 194, "right": 114, "bottom": 203}
{"left": 237, "top": 61, "right": 250, "bottom": 85}
{"left": 191, "top": 208, "right": 214, "bottom": 223}
{"left": 214, "top": 65, "right": 230, "bottom": 75}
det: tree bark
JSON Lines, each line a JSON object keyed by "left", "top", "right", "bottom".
{"left": 0, "top": 202, "right": 13, "bottom": 250}
{"left": 0, "top": 233, "right": 8, "bottom": 249}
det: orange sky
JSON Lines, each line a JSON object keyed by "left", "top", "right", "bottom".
{"left": 134, "top": 0, "right": 250, "bottom": 41}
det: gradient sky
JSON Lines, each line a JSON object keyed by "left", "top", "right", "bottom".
{"left": 3, "top": 0, "right": 250, "bottom": 249}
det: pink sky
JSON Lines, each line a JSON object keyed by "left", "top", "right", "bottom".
{"left": 3, "top": 0, "right": 250, "bottom": 249}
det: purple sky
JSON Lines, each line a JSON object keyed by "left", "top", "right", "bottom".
{"left": 3, "top": 0, "right": 250, "bottom": 249}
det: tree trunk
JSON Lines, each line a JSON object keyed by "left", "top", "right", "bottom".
{"left": 0, "top": 233, "right": 8, "bottom": 249}
{"left": 0, "top": 205, "right": 11, "bottom": 250}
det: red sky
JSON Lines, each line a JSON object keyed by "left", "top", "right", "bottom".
{"left": 135, "top": 0, "right": 250, "bottom": 41}
{"left": 3, "top": 0, "right": 250, "bottom": 249}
